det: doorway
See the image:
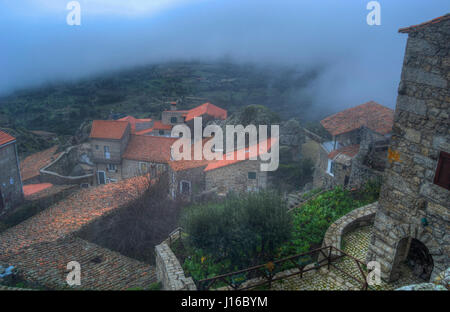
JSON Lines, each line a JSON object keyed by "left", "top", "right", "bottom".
{"left": 392, "top": 237, "right": 434, "bottom": 281}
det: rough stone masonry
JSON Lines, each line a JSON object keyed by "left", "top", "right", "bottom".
{"left": 366, "top": 15, "right": 450, "bottom": 282}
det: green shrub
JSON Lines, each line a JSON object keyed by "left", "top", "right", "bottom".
{"left": 279, "top": 181, "right": 380, "bottom": 257}
{"left": 181, "top": 190, "right": 292, "bottom": 278}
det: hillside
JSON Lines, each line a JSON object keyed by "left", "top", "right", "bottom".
{"left": 0, "top": 62, "right": 322, "bottom": 135}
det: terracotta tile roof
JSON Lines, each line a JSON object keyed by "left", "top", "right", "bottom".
{"left": 20, "top": 146, "right": 61, "bottom": 182}
{"left": 328, "top": 144, "right": 360, "bottom": 159}
{"left": 184, "top": 102, "right": 227, "bottom": 122}
{"left": 118, "top": 116, "right": 152, "bottom": 134}
{"left": 90, "top": 120, "right": 129, "bottom": 140}
{"left": 135, "top": 121, "right": 173, "bottom": 135}
{"left": 123, "top": 135, "right": 177, "bottom": 163}
{"left": 399, "top": 13, "right": 450, "bottom": 33}
{"left": 169, "top": 138, "right": 214, "bottom": 171}
{"left": 0, "top": 176, "right": 156, "bottom": 289}
{"left": 0, "top": 130, "right": 15, "bottom": 146}
{"left": 204, "top": 137, "right": 277, "bottom": 172}
{"left": 320, "top": 101, "right": 394, "bottom": 137}
{"left": 23, "top": 183, "right": 53, "bottom": 197}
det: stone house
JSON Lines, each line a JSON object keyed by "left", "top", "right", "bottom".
{"left": 168, "top": 137, "right": 276, "bottom": 201}
{"left": 89, "top": 120, "right": 131, "bottom": 184}
{"left": 0, "top": 130, "right": 23, "bottom": 215}
{"left": 313, "top": 101, "right": 394, "bottom": 189}
{"left": 121, "top": 135, "right": 177, "bottom": 179}
{"left": 89, "top": 102, "right": 229, "bottom": 185}
{"left": 367, "top": 14, "right": 449, "bottom": 282}
{"left": 162, "top": 102, "right": 227, "bottom": 133}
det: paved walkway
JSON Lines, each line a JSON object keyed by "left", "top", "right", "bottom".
{"left": 272, "top": 225, "right": 422, "bottom": 290}
{"left": 0, "top": 177, "right": 157, "bottom": 290}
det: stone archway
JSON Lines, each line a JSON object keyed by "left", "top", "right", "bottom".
{"left": 391, "top": 237, "right": 434, "bottom": 281}
{"left": 388, "top": 223, "right": 441, "bottom": 282}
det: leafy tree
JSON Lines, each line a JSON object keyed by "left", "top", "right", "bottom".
{"left": 181, "top": 190, "right": 292, "bottom": 270}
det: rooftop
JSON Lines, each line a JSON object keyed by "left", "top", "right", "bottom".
{"left": 204, "top": 137, "right": 277, "bottom": 172}
{"left": 328, "top": 144, "right": 360, "bottom": 160}
{"left": 123, "top": 135, "right": 177, "bottom": 163}
{"left": 399, "top": 13, "right": 450, "bottom": 33}
{"left": 90, "top": 120, "right": 129, "bottom": 140}
{"left": 20, "top": 146, "right": 61, "bottom": 182}
{"left": 23, "top": 183, "right": 53, "bottom": 197}
{"left": 117, "top": 116, "right": 152, "bottom": 134}
{"left": 135, "top": 121, "right": 173, "bottom": 135}
{"left": 320, "top": 101, "right": 394, "bottom": 137}
{"left": 185, "top": 102, "right": 227, "bottom": 122}
{"left": 0, "top": 130, "right": 15, "bottom": 147}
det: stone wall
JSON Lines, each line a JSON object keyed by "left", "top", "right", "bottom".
{"left": 154, "top": 243, "right": 196, "bottom": 290}
{"left": 0, "top": 142, "right": 23, "bottom": 215}
{"left": 205, "top": 160, "right": 267, "bottom": 194}
{"left": 321, "top": 202, "right": 378, "bottom": 259}
{"left": 366, "top": 18, "right": 450, "bottom": 282}
{"left": 40, "top": 147, "right": 94, "bottom": 186}
{"left": 169, "top": 165, "right": 207, "bottom": 200}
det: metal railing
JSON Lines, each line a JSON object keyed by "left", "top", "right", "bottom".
{"left": 196, "top": 246, "right": 368, "bottom": 290}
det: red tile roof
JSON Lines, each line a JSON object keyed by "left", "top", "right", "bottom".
{"left": 399, "top": 14, "right": 450, "bottom": 33}
{"left": 20, "top": 146, "right": 61, "bottom": 182}
{"left": 204, "top": 137, "right": 277, "bottom": 172}
{"left": 320, "top": 101, "right": 394, "bottom": 137}
{"left": 135, "top": 121, "right": 173, "bottom": 135}
{"left": 23, "top": 183, "right": 53, "bottom": 197}
{"left": 0, "top": 130, "right": 15, "bottom": 146}
{"left": 184, "top": 102, "right": 227, "bottom": 122}
{"left": 328, "top": 144, "right": 360, "bottom": 159}
{"left": 123, "top": 135, "right": 177, "bottom": 163}
{"left": 169, "top": 138, "right": 214, "bottom": 171}
{"left": 117, "top": 116, "right": 152, "bottom": 134}
{"left": 90, "top": 120, "right": 129, "bottom": 140}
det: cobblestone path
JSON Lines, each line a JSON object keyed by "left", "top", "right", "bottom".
{"left": 272, "top": 226, "right": 423, "bottom": 290}
{"left": 0, "top": 177, "right": 157, "bottom": 290}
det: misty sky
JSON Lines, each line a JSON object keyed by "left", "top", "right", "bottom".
{"left": 1, "top": 0, "right": 449, "bottom": 113}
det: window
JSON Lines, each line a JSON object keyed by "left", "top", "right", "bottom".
{"left": 434, "top": 151, "right": 450, "bottom": 190}
{"left": 139, "top": 162, "right": 148, "bottom": 174}
{"left": 326, "top": 159, "right": 334, "bottom": 176}
{"left": 107, "top": 164, "right": 117, "bottom": 172}
{"left": 151, "top": 165, "right": 157, "bottom": 177}
{"left": 170, "top": 117, "right": 177, "bottom": 123}
{"left": 159, "top": 130, "right": 165, "bottom": 136}
{"left": 248, "top": 172, "right": 257, "bottom": 180}
{"left": 97, "top": 171, "right": 106, "bottom": 185}
{"left": 104, "top": 146, "right": 110, "bottom": 159}
{"left": 95, "top": 145, "right": 99, "bottom": 150}
{"left": 180, "top": 180, "right": 191, "bottom": 195}
{"left": 80, "top": 183, "right": 90, "bottom": 188}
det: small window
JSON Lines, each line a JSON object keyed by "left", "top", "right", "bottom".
{"left": 159, "top": 130, "right": 165, "bottom": 135}
{"left": 95, "top": 145, "right": 99, "bottom": 150}
{"left": 326, "top": 159, "right": 334, "bottom": 176}
{"left": 180, "top": 180, "right": 191, "bottom": 195}
{"left": 107, "top": 164, "right": 117, "bottom": 172}
{"left": 104, "top": 146, "right": 111, "bottom": 159}
{"left": 170, "top": 117, "right": 177, "bottom": 123}
{"left": 248, "top": 172, "right": 257, "bottom": 180}
{"left": 434, "top": 151, "right": 450, "bottom": 190}
{"left": 139, "top": 162, "right": 148, "bottom": 174}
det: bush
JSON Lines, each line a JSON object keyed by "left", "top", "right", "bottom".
{"left": 279, "top": 181, "right": 380, "bottom": 257}
{"left": 180, "top": 190, "right": 292, "bottom": 279}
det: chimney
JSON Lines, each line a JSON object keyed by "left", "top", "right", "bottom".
{"left": 170, "top": 101, "right": 177, "bottom": 111}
